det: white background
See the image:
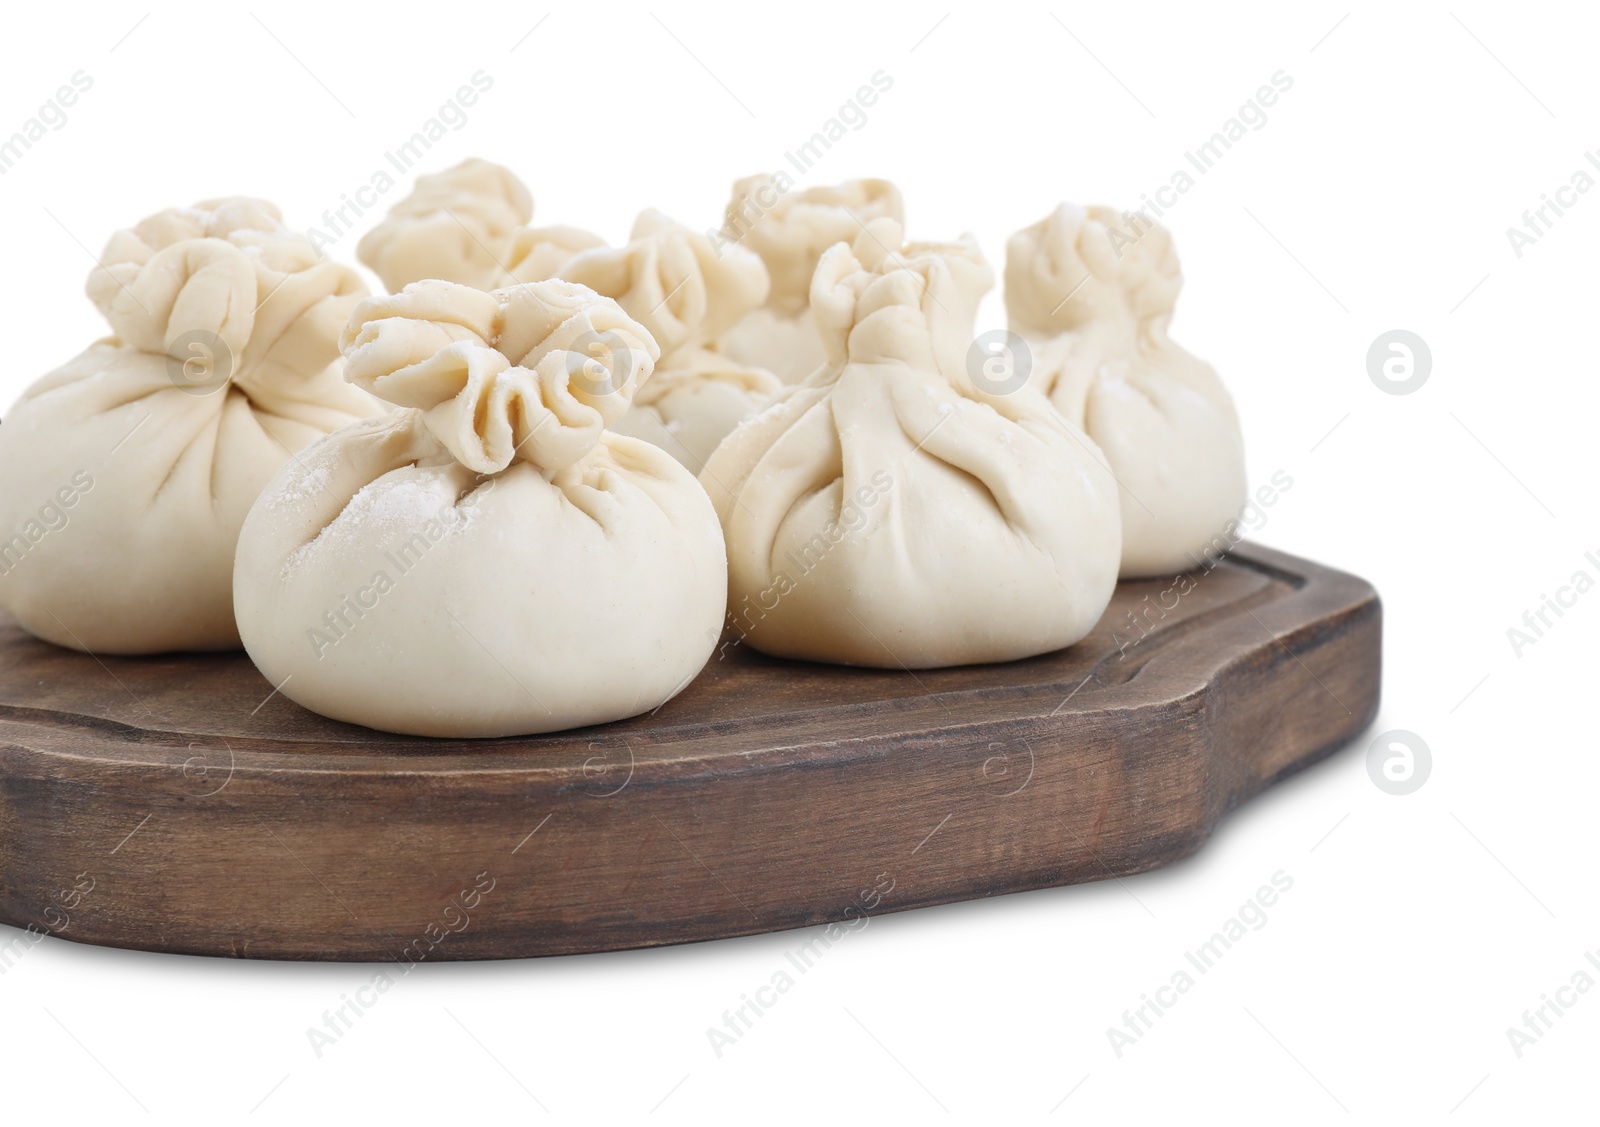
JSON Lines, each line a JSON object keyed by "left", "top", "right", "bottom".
{"left": 0, "top": 1, "right": 1594, "bottom": 1123}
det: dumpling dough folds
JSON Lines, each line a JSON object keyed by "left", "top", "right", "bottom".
{"left": 551, "top": 210, "right": 781, "bottom": 472}
{"left": 0, "top": 198, "right": 379, "bottom": 654}
{"left": 610, "top": 349, "right": 780, "bottom": 475}
{"left": 699, "top": 219, "right": 1122, "bottom": 669}
{"left": 497, "top": 225, "right": 607, "bottom": 286}
{"left": 234, "top": 278, "right": 727, "bottom": 738}
{"left": 358, "top": 158, "right": 533, "bottom": 292}
{"left": 1006, "top": 204, "right": 1247, "bottom": 578}
{"left": 716, "top": 175, "right": 904, "bottom": 384}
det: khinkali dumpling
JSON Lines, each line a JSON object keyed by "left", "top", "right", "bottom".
{"left": 498, "top": 224, "right": 607, "bottom": 286}
{"left": 716, "top": 175, "right": 904, "bottom": 383}
{"left": 358, "top": 158, "right": 532, "bottom": 292}
{"left": 0, "top": 198, "right": 379, "bottom": 654}
{"left": 611, "top": 349, "right": 782, "bottom": 475}
{"left": 561, "top": 210, "right": 769, "bottom": 362}
{"left": 233, "top": 278, "right": 727, "bottom": 738}
{"left": 699, "top": 219, "right": 1122, "bottom": 668}
{"left": 554, "top": 210, "right": 781, "bottom": 473}
{"left": 1006, "top": 204, "right": 1246, "bottom": 578}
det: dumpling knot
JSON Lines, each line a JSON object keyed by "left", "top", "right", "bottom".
{"left": 340, "top": 278, "right": 661, "bottom": 474}
{"left": 1004, "top": 203, "right": 1182, "bottom": 336}
{"left": 722, "top": 175, "right": 904, "bottom": 315}
{"left": 810, "top": 218, "right": 993, "bottom": 379}
{"left": 556, "top": 210, "right": 769, "bottom": 366}
{"left": 357, "top": 158, "right": 533, "bottom": 292}
{"left": 86, "top": 197, "right": 367, "bottom": 395}
{"left": 497, "top": 225, "right": 608, "bottom": 286}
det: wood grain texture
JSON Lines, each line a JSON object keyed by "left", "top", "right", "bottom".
{"left": 0, "top": 542, "right": 1380, "bottom": 962}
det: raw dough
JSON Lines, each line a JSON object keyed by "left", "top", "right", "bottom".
{"left": 553, "top": 210, "right": 781, "bottom": 473}
{"left": 610, "top": 349, "right": 781, "bottom": 475}
{"left": 699, "top": 219, "right": 1122, "bottom": 668}
{"left": 234, "top": 278, "right": 727, "bottom": 737}
{"left": 0, "top": 198, "right": 380, "bottom": 653}
{"left": 1006, "top": 204, "right": 1247, "bottom": 577}
{"left": 358, "top": 158, "right": 532, "bottom": 292}
{"left": 498, "top": 224, "right": 607, "bottom": 286}
{"left": 716, "top": 175, "right": 904, "bottom": 383}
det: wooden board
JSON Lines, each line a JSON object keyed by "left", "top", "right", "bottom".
{"left": 0, "top": 542, "right": 1379, "bottom": 962}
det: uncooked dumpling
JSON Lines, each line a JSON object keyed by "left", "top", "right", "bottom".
{"left": 358, "top": 158, "right": 532, "bottom": 292}
{"left": 1006, "top": 204, "right": 1247, "bottom": 578}
{"left": 562, "top": 210, "right": 770, "bottom": 363}
{"left": 716, "top": 175, "right": 904, "bottom": 383}
{"left": 699, "top": 219, "right": 1122, "bottom": 668}
{"left": 234, "top": 278, "right": 727, "bottom": 738}
{"left": 0, "top": 198, "right": 381, "bottom": 654}
{"left": 554, "top": 210, "right": 781, "bottom": 473}
{"left": 498, "top": 224, "right": 607, "bottom": 286}
{"left": 610, "top": 349, "right": 781, "bottom": 475}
